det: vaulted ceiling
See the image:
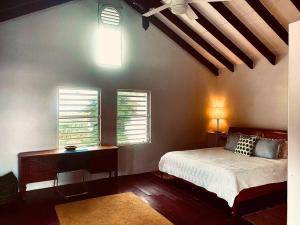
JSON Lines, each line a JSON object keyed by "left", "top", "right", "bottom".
{"left": 0, "top": 0, "right": 299, "bottom": 75}
{"left": 126, "top": 0, "right": 300, "bottom": 75}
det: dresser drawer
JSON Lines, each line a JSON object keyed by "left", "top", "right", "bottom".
{"left": 21, "top": 155, "right": 57, "bottom": 182}
{"left": 88, "top": 150, "right": 117, "bottom": 174}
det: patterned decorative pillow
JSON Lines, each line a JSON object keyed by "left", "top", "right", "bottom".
{"left": 234, "top": 135, "right": 257, "bottom": 156}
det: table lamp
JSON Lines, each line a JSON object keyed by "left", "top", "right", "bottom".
{"left": 212, "top": 107, "right": 224, "bottom": 133}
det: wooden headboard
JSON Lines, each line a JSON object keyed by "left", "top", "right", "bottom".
{"left": 228, "top": 127, "right": 287, "bottom": 140}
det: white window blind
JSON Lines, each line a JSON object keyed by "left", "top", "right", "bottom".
{"left": 117, "top": 90, "right": 151, "bottom": 145}
{"left": 58, "top": 88, "right": 100, "bottom": 148}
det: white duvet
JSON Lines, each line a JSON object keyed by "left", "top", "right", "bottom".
{"left": 159, "top": 147, "right": 287, "bottom": 207}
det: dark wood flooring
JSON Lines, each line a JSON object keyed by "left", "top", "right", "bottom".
{"left": 243, "top": 204, "right": 287, "bottom": 225}
{"left": 0, "top": 173, "right": 286, "bottom": 225}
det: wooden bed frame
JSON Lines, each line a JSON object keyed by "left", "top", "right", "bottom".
{"left": 229, "top": 127, "right": 287, "bottom": 215}
{"left": 161, "top": 127, "right": 288, "bottom": 216}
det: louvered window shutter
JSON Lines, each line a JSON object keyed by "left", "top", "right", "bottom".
{"left": 100, "top": 7, "right": 121, "bottom": 26}
{"left": 117, "top": 91, "right": 151, "bottom": 145}
{"left": 58, "top": 88, "right": 100, "bottom": 147}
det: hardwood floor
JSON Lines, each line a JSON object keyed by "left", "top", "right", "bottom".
{"left": 243, "top": 204, "right": 287, "bottom": 225}
{"left": 0, "top": 173, "right": 286, "bottom": 225}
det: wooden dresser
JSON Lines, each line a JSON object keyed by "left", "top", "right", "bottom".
{"left": 18, "top": 145, "right": 118, "bottom": 199}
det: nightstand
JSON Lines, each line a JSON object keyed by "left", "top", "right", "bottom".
{"left": 207, "top": 132, "right": 227, "bottom": 148}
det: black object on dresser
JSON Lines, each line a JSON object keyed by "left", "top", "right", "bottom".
{"left": 0, "top": 172, "right": 18, "bottom": 205}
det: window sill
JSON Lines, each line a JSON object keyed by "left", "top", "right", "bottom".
{"left": 117, "top": 142, "right": 151, "bottom": 147}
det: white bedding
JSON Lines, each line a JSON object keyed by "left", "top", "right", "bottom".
{"left": 159, "top": 147, "right": 287, "bottom": 207}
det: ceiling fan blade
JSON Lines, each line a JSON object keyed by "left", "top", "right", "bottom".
{"left": 142, "top": 3, "right": 171, "bottom": 17}
{"left": 186, "top": 5, "right": 198, "bottom": 20}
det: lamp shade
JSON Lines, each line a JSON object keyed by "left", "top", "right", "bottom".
{"left": 212, "top": 107, "right": 224, "bottom": 119}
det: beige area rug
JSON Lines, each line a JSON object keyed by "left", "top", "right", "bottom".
{"left": 242, "top": 204, "right": 287, "bottom": 225}
{"left": 55, "top": 192, "right": 173, "bottom": 225}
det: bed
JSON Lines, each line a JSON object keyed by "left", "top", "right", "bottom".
{"left": 159, "top": 127, "right": 287, "bottom": 215}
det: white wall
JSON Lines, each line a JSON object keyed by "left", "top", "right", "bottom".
{"left": 213, "top": 56, "right": 288, "bottom": 131}
{"left": 288, "top": 20, "right": 300, "bottom": 225}
{"left": 0, "top": 0, "right": 216, "bottom": 189}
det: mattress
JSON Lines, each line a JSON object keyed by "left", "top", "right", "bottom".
{"left": 159, "top": 147, "right": 287, "bottom": 207}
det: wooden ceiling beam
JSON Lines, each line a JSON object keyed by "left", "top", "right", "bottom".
{"left": 210, "top": 2, "right": 277, "bottom": 65}
{"left": 291, "top": 0, "right": 300, "bottom": 11}
{"left": 125, "top": 0, "right": 219, "bottom": 75}
{"left": 160, "top": 9, "right": 234, "bottom": 72}
{"left": 150, "top": 17, "right": 219, "bottom": 75}
{"left": 146, "top": 0, "right": 234, "bottom": 72}
{"left": 0, "top": 0, "right": 73, "bottom": 23}
{"left": 190, "top": 4, "right": 253, "bottom": 69}
{"left": 245, "top": 0, "right": 288, "bottom": 45}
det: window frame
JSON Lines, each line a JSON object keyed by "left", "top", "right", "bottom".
{"left": 57, "top": 86, "right": 101, "bottom": 148}
{"left": 98, "top": 4, "right": 123, "bottom": 67}
{"left": 116, "top": 89, "right": 151, "bottom": 146}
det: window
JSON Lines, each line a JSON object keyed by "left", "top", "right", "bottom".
{"left": 117, "top": 90, "right": 151, "bottom": 145}
{"left": 58, "top": 88, "right": 100, "bottom": 148}
{"left": 98, "top": 6, "right": 122, "bottom": 67}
